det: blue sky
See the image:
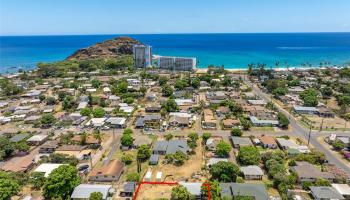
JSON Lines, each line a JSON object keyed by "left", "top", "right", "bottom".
{"left": 1, "top": 0, "right": 350, "bottom": 36}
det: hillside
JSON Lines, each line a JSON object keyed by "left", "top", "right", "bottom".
{"left": 66, "top": 36, "right": 141, "bottom": 60}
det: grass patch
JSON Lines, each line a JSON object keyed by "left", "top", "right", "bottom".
{"left": 251, "top": 126, "right": 275, "bottom": 131}
{"left": 112, "top": 149, "right": 149, "bottom": 182}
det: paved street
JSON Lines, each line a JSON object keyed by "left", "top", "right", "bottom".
{"left": 243, "top": 77, "right": 350, "bottom": 176}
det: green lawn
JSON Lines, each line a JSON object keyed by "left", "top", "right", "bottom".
{"left": 112, "top": 149, "right": 149, "bottom": 182}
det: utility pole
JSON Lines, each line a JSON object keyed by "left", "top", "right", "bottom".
{"left": 307, "top": 125, "right": 312, "bottom": 146}
{"left": 319, "top": 117, "right": 324, "bottom": 132}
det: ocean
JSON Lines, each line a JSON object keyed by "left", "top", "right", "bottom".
{"left": 1, "top": 33, "right": 350, "bottom": 73}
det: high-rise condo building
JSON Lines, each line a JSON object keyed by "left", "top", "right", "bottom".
{"left": 154, "top": 56, "right": 196, "bottom": 71}
{"left": 133, "top": 45, "right": 152, "bottom": 68}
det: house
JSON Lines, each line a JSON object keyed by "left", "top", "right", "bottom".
{"left": 206, "top": 91, "right": 227, "bottom": 101}
{"left": 259, "top": 135, "right": 278, "bottom": 149}
{"left": 145, "top": 105, "right": 161, "bottom": 113}
{"left": 168, "top": 115, "right": 189, "bottom": 127}
{"left": 248, "top": 99, "right": 267, "bottom": 106}
{"left": 293, "top": 105, "right": 319, "bottom": 115}
{"left": 207, "top": 158, "right": 228, "bottom": 167}
{"left": 133, "top": 135, "right": 152, "bottom": 148}
{"left": 318, "top": 107, "right": 335, "bottom": 118}
{"left": 276, "top": 138, "right": 299, "bottom": 150}
{"left": 71, "top": 184, "right": 114, "bottom": 200}
{"left": 153, "top": 140, "right": 190, "bottom": 155}
{"left": 222, "top": 118, "right": 240, "bottom": 129}
{"left": 77, "top": 102, "right": 88, "bottom": 110}
{"left": 119, "top": 182, "right": 136, "bottom": 197}
{"left": 153, "top": 141, "right": 168, "bottom": 155}
{"left": 1, "top": 156, "right": 35, "bottom": 173}
{"left": 169, "top": 115, "right": 191, "bottom": 128}
{"left": 135, "top": 115, "right": 161, "bottom": 129}
{"left": 10, "top": 133, "right": 29, "bottom": 143}
{"left": 39, "top": 140, "right": 59, "bottom": 153}
{"left": 179, "top": 182, "right": 202, "bottom": 199}
{"left": 149, "top": 154, "right": 160, "bottom": 165}
{"left": 27, "top": 134, "right": 49, "bottom": 146}
{"left": 86, "top": 118, "right": 106, "bottom": 127}
{"left": 249, "top": 116, "right": 279, "bottom": 127}
{"left": 310, "top": 186, "right": 345, "bottom": 200}
{"left": 291, "top": 162, "right": 335, "bottom": 183}
{"left": 202, "top": 109, "right": 216, "bottom": 129}
{"left": 55, "top": 145, "right": 91, "bottom": 160}
{"left": 216, "top": 106, "right": 230, "bottom": 116}
{"left": 240, "top": 166, "right": 264, "bottom": 180}
{"left": 103, "top": 87, "right": 111, "bottom": 94}
{"left": 205, "top": 137, "right": 222, "bottom": 151}
{"left": 24, "top": 115, "right": 41, "bottom": 123}
{"left": 331, "top": 184, "right": 350, "bottom": 199}
{"left": 220, "top": 183, "right": 269, "bottom": 200}
{"left": 146, "top": 93, "right": 157, "bottom": 102}
{"left": 71, "top": 135, "right": 100, "bottom": 146}
{"left": 231, "top": 136, "right": 253, "bottom": 148}
{"left": 34, "top": 163, "right": 65, "bottom": 177}
{"left": 105, "top": 117, "right": 126, "bottom": 128}
{"left": 88, "top": 160, "right": 124, "bottom": 182}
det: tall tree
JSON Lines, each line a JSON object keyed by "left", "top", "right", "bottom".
{"left": 43, "top": 165, "right": 81, "bottom": 199}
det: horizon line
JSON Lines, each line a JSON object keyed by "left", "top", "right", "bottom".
{"left": 1, "top": 31, "right": 350, "bottom": 37}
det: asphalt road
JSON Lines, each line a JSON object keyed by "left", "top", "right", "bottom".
{"left": 244, "top": 77, "right": 350, "bottom": 176}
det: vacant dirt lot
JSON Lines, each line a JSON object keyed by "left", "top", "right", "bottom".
{"left": 306, "top": 115, "right": 349, "bottom": 130}
{"left": 150, "top": 141, "right": 205, "bottom": 182}
{"left": 137, "top": 184, "right": 174, "bottom": 200}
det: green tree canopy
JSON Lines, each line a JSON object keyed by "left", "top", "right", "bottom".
{"left": 300, "top": 88, "right": 319, "bottom": 107}
{"left": 277, "top": 112, "right": 290, "bottom": 129}
{"left": 137, "top": 145, "right": 151, "bottom": 161}
{"left": 0, "top": 172, "right": 20, "bottom": 200}
{"left": 202, "top": 132, "right": 212, "bottom": 144}
{"left": 216, "top": 141, "right": 232, "bottom": 158}
{"left": 231, "top": 128, "right": 243, "bottom": 137}
{"left": 0, "top": 136, "right": 15, "bottom": 161}
{"left": 171, "top": 185, "right": 193, "bottom": 200}
{"left": 126, "top": 172, "right": 140, "bottom": 182}
{"left": 162, "top": 99, "right": 179, "bottom": 112}
{"left": 41, "top": 113, "right": 56, "bottom": 127}
{"left": 80, "top": 108, "right": 91, "bottom": 116}
{"left": 173, "top": 150, "right": 188, "bottom": 166}
{"left": 121, "top": 134, "right": 134, "bottom": 147}
{"left": 89, "top": 191, "right": 103, "bottom": 200}
{"left": 210, "top": 161, "right": 240, "bottom": 182}
{"left": 43, "top": 165, "right": 81, "bottom": 199}
{"left": 92, "top": 107, "right": 105, "bottom": 118}
{"left": 238, "top": 146, "right": 261, "bottom": 166}
{"left": 161, "top": 84, "right": 173, "bottom": 97}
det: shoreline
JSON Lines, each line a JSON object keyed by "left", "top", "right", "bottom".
{"left": 1, "top": 65, "right": 348, "bottom": 76}
{"left": 195, "top": 66, "right": 347, "bottom": 73}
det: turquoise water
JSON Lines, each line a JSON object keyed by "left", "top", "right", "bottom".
{"left": 1, "top": 33, "right": 350, "bottom": 72}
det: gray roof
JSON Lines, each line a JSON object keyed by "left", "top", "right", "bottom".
{"left": 291, "top": 162, "right": 334, "bottom": 180}
{"left": 10, "top": 133, "right": 29, "bottom": 143}
{"left": 143, "top": 114, "right": 161, "bottom": 121}
{"left": 153, "top": 141, "right": 168, "bottom": 152}
{"left": 124, "top": 182, "right": 136, "bottom": 193}
{"left": 149, "top": 154, "right": 160, "bottom": 163}
{"left": 105, "top": 117, "right": 126, "bottom": 125}
{"left": 220, "top": 183, "right": 268, "bottom": 200}
{"left": 231, "top": 137, "right": 253, "bottom": 146}
{"left": 71, "top": 184, "right": 113, "bottom": 199}
{"left": 240, "top": 165, "right": 263, "bottom": 176}
{"left": 179, "top": 182, "right": 202, "bottom": 196}
{"left": 166, "top": 140, "right": 189, "bottom": 154}
{"left": 310, "top": 186, "right": 345, "bottom": 200}
{"left": 135, "top": 117, "right": 144, "bottom": 127}
{"left": 153, "top": 140, "right": 190, "bottom": 154}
